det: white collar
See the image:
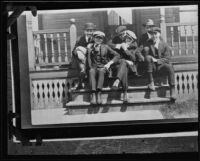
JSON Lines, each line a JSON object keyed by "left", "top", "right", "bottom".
{"left": 147, "top": 32, "right": 152, "bottom": 39}
{"left": 154, "top": 39, "right": 160, "bottom": 49}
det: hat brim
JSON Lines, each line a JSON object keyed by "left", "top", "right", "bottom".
{"left": 85, "top": 27, "right": 96, "bottom": 30}
{"left": 142, "top": 24, "right": 155, "bottom": 27}
{"left": 94, "top": 36, "right": 104, "bottom": 39}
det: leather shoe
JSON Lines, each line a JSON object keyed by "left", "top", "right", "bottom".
{"left": 97, "top": 91, "right": 102, "bottom": 104}
{"left": 90, "top": 93, "right": 96, "bottom": 104}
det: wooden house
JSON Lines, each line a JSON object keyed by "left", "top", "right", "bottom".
{"left": 8, "top": 6, "right": 198, "bottom": 130}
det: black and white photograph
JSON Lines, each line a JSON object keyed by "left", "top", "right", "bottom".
{"left": 3, "top": 1, "right": 198, "bottom": 158}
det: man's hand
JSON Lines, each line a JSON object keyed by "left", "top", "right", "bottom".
{"left": 104, "top": 63, "right": 111, "bottom": 70}
{"left": 121, "top": 43, "right": 129, "bottom": 51}
{"left": 126, "top": 60, "right": 133, "bottom": 66}
{"left": 152, "top": 57, "right": 158, "bottom": 63}
{"left": 104, "top": 61, "right": 113, "bottom": 70}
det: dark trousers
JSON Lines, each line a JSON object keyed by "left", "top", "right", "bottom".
{"left": 144, "top": 55, "right": 175, "bottom": 86}
{"left": 89, "top": 67, "right": 107, "bottom": 91}
{"left": 116, "top": 59, "right": 129, "bottom": 91}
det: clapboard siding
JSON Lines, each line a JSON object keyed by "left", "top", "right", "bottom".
{"left": 132, "top": 9, "right": 160, "bottom": 40}
{"left": 38, "top": 11, "right": 108, "bottom": 37}
{"left": 165, "top": 8, "right": 180, "bottom": 23}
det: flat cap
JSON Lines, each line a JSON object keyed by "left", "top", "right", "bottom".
{"left": 116, "top": 26, "right": 127, "bottom": 34}
{"left": 123, "top": 30, "right": 137, "bottom": 40}
{"left": 151, "top": 27, "right": 161, "bottom": 33}
{"left": 93, "top": 31, "right": 105, "bottom": 38}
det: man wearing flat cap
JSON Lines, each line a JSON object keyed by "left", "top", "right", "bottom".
{"left": 87, "top": 31, "right": 120, "bottom": 104}
{"left": 71, "top": 22, "right": 96, "bottom": 89}
{"left": 111, "top": 30, "right": 144, "bottom": 102}
{"left": 143, "top": 26, "right": 176, "bottom": 101}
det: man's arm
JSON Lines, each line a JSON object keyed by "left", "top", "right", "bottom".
{"left": 157, "top": 42, "right": 171, "bottom": 64}
{"left": 107, "top": 36, "right": 122, "bottom": 50}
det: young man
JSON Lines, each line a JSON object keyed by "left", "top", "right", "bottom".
{"left": 111, "top": 30, "right": 144, "bottom": 102}
{"left": 87, "top": 31, "right": 120, "bottom": 104}
{"left": 107, "top": 25, "right": 127, "bottom": 49}
{"left": 143, "top": 27, "right": 176, "bottom": 101}
{"left": 71, "top": 22, "right": 96, "bottom": 89}
{"left": 139, "top": 19, "right": 155, "bottom": 49}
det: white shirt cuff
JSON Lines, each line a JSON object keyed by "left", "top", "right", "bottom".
{"left": 115, "top": 44, "right": 121, "bottom": 49}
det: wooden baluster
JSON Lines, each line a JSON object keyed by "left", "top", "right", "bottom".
{"left": 184, "top": 26, "right": 188, "bottom": 55}
{"left": 32, "top": 81, "right": 38, "bottom": 110}
{"left": 50, "top": 34, "right": 55, "bottom": 63}
{"left": 191, "top": 26, "right": 195, "bottom": 55}
{"left": 37, "top": 34, "right": 43, "bottom": 63}
{"left": 63, "top": 33, "right": 69, "bottom": 63}
{"left": 48, "top": 80, "right": 53, "bottom": 107}
{"left": 170, "top": 27, "right": 174, "bottom": 56}
{"left": 43, "top": 34, "right": 48, "bottom": 63}
{"left": 43, "top": 81, "right": 49, "bottom": 109}
{"left": 34, "top": 34, "right": 39, "bottom": 64}
{"left": 57, "top": 33, "right": 62, "bottom": 62}
{"left": 177, "top": 26, "right": 181, "bottom": 56}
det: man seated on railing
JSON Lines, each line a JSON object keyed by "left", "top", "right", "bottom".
{"left": 143, "top": 27, "right": 176, "bottom": 101}
{"left": 71, "top": 22, "right": 96, "bottom": 89}
{"left": 87, "top": 31, "right": 120, "bottom": 104}
{"left": 111, "top": 30, "right": 144, "bottom": 102}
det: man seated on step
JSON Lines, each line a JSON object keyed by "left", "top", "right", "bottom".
{"left": 143, "top": 27, "right": 176, "bottom": 101}
{"left": 87, "top": 31, "right": 120, "bottom": 104}
{"left": 71, "top": 22, "right": 96, "bottom": 89}
{"left": 107, "top": 25, "right": 127, "bottom": 49}
{"left": 111, "top": 30, "right": 144, "bottom": 102}
{"left": 107, "top": 26, "right": 142, "bottom": 77}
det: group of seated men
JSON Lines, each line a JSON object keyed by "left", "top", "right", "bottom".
{"left": 70, "top": 19, "right": 176, "bottom": 104}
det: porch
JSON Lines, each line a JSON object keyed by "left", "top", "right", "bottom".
{"left": 22, "top": 10, "right": 198, "bottom": 125}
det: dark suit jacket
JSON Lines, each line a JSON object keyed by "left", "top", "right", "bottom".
{"left": 87, "top": 44, "right": 120, "bottom": 69}
{"left": 72, "top": 35, "right": 93, "bottom": 56}
{"left": 149, "top": 40, "right": 172, "bottom": 65}
{"left": 139, "top": 32, "right": 153, "bottom": 49}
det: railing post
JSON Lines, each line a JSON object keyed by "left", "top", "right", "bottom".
{"left": 160, "top": 8, "right": 167, "bottom": 42}
{"left": 170, "top": 27, "right": 174, "bottom": 56}
{"left": 177, "top": 26, "right": 181, "bottom": 56}
{"left": 69, "top": 18, "right": 77, "bottom": 58}
{"left": 184, "top": 26, "right": 188, "bottom": 55}
{"left": 26, "top": 12, "right": 38, "bottom": 71}
{"left": 191, "top": 25, "right": 195, "bottom": 55}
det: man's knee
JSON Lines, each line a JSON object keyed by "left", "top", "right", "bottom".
{"left": 142, "top": 46, "right": 150, "bottom": 56}
{"left": 89, "top": 68, "right": 96, "bottom": 74}
{"left": 144, "top": 55, "right": 152, "bottom": 63}
{"left": 98, "top": 68, "right": 106, "bottom": 75}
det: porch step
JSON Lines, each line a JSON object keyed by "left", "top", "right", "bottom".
{"left": 70, "top": 85, "right": 170, "bottom": 102}
{"left": 65, "top": 97, "right": 172, "bottom": 115}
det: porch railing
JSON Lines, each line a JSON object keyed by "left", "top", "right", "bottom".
{"left": 165, "top": 22, "right": 198, "bottom": 57}
{"left": 32, "top": 19, "right": 77, "bottom": 70}
{"left": 30, "top": 67, "right": 198, "bottom": 110}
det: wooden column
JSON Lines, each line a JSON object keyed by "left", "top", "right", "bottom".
{"left": 160, "top": 8, "right": 167, "bottom": 42}
{"left": 26, "top": 12, "right": 38, "bottom": 71}
{"left": 69, "top": 18, "right": 77, "bottom": 57}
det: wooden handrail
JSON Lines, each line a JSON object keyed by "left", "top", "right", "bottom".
{"left": 166, "top": 22, "right": 198, "bottom": 27}
{"left": 33, "top": 28, "right": 70, "bottom": 35}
